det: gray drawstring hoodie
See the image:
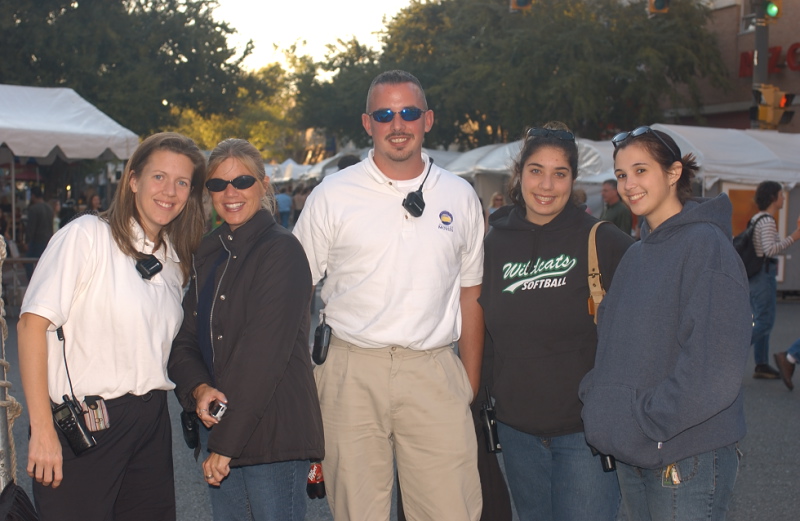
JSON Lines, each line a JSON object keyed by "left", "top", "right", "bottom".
{"left": 579, "top": 194, "right": 751, "bottom": 469}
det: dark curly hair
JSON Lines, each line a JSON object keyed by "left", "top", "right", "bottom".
{"left": 508, "top": 121, "right": 578, "bottom": 209}
{"left": 754, "top": 181, "right": 782, "bottom": 211}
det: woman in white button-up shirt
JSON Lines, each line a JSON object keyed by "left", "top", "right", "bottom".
{"left": 17, "top": 132, "right": 207, "bottom": 521}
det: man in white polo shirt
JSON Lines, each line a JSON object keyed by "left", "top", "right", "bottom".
{"left": 293, "top": 70, "right": 484, "bottom": 520}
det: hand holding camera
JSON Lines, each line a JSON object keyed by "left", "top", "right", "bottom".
{"left": 209, "top": 400, "right": 227, "bottom": 421}
{"left": 193, "top": 383, "right": 228, "bottom": 428}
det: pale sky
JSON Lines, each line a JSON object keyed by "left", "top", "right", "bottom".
{"left": 213, "top": 0, "right": 414, "bottom": 70}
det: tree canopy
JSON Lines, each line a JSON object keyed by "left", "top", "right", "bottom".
{"left": 0, "top": 0, "right": 250, "bottom": 135}
{"left": 294, "top": 0, "right": 729, "bottom": 146}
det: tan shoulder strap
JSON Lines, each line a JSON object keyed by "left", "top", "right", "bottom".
{"left": 587, "top": 221, "right": 607, "bottom": 324}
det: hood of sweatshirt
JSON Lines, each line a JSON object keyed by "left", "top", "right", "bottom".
{"left": 640, "top": 194, "right": 733, "bottom": 243}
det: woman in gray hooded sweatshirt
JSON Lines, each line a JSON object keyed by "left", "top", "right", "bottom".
{"left": 579, "top": 127, "right": 751, "bottom": 521}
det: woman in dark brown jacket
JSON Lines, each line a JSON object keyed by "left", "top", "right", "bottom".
{"left": 168, "top": 138, "right": 323, "bottom": 520}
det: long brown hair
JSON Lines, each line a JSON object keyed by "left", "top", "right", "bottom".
{"left": 104, "top": 132, "right": 206, "bottom": 284}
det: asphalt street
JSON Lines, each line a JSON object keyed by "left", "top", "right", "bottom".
{"left": 3, "top": 296, "right": 799, "bottom": 520}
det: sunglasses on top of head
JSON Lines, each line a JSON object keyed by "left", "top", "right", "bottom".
{"left": 367, "top": 107, "right": 427, "bottom": 123}
{"left": 526, "top": 127, "right": 575, "bottom": 142}
{"left": 612, "top": 126, "right": 680, "bottom": 163}
{"left": 205, "top": 175, "right": 257, "bottom": 193}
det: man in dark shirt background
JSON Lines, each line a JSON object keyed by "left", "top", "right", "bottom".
{"left": 600, "top": 179, "right": 632, "bottom": 235}
{"left": 25, "top": 186, "right": 54, "bottom": 278}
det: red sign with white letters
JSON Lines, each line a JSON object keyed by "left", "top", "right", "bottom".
{"left": 739, "top": 43, "right": 800, "bottom": 77}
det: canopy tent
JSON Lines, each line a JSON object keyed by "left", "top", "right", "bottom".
{"left": 269, "top": 158, "right": 313, "bottom": 184}
{"left": 0, "top": 84, "right": 140, "bottom": 241}
{"left": 444, "top": 125, "right": 800, "bottom": 190}
{"left": 0, "top": 84, "right": 139, "bottom": 161}
{"left": 445, "top": 138, "right": 612, "bottom": 180}
{"left": 575, "top": 124, "right": 800, "bottom": 189}
{"left": 444, "top": 138, "right": 614, "bottom": 208}
{"left": 654, "top": 124, "right": 800, "bottom": 189}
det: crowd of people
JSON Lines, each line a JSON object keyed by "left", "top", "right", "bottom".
{"left": 11, "top": 69, "right": 798, "bottom": 521}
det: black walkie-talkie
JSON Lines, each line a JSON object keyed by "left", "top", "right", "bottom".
{"left": 480, "top": 387, "right": 501, "bottom": 453}
{"left": 52, "top": 326, "right": 97, "bottom": 455}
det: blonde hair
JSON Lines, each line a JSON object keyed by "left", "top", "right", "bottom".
{"left": 104, "top": 132, "right": 206, "bottom": 284}
{"left": 207, "top": 139, "right": 275, "bottom": 213}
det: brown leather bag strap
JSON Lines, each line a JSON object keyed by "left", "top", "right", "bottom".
{"left": 587, "top": 221, "right": 607, "bottom": 325}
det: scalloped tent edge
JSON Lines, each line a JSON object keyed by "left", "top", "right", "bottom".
{"left": 0, "top": 84, "right": 139, "bottom": 161}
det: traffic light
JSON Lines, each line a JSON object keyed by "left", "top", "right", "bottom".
{"left": 510, "top": 0, "right": 532, "bottom": 11}
{"left": 764, "top": 1, "right": 782, "bottom": 19}
{"left": 648, "top": 0, "right": 670, "bottom": 14}
{"left": 751, "top": 84, "right": 795, "bottom": 129}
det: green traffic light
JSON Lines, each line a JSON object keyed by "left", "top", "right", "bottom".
{"left": 654, "top": 0, "right": 667, "bottom": 9}
{"left": 765, "top": 1, "right": 779, "bottom": 17}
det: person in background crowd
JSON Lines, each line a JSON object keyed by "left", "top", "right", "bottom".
{"left": 48, "top": 200, "right": 61, "bottom": 232}
{"left": 24, "top": 186, "right": 54, "bottom": 279}
{"left": 487, "top": 192, "right": 504, "bottom": 216}
{"left": 572, "top": 188, "right": 590, "bottom": 213}
{"left": 747, "top": 181, "right": 800, "bottom": 379}
{"left": 88, "top": 194, "right": 104, "bottom": 214}
{"left": 336, "top": 154, "right": 361, "bottom": 171}
{"left": 581, "top": 126, "right": 751, "bottom": 521}
{"left": 480, "top": 123, "right": 633, "bottom": 521}
{"left": 775, "top": 337, "right": 800, "bottom": 391}
{"left": 168, "top": 138, "right": 323, "bottom": 521}
{"left": 600, "top": 179, "right": 632, "bottom": 235}
{"left": 18, "top": 132, "right": 206, "bottom": 521}
{"left": 292, "top": 185, "right": 307, "bottom": 223}
{"left": 275, "top": 187, "right": 293, "bottom": 228}
{"left": 294, "top": 70, "right": 484, "bottom": 520}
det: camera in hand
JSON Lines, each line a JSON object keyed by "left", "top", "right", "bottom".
{"left": 209, "top": 400, "right": 227, "bottom": 421}
{"left": 53, "top": 395, "right": 97, "bottom": 456}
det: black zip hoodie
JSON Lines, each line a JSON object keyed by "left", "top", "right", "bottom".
{"left": 479, "top": 202, "right": 633, "bottom": 436}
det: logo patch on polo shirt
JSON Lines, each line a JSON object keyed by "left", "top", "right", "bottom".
{"left": 438, "top": 211, "right": 454, "bottom": 232}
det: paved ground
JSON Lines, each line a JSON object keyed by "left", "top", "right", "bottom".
{"left": 3, "top": 296, "right": 799, "bottom": 520}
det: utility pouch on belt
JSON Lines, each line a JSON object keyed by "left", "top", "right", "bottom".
{"left": 180, "top": 410, "right": 200, "bottom": 450}
{"left": 480, "top": 387, "right": 501, "bottom": 453}
{"left": 312, "top": 312, "right": 331, "bottom": 365}
{"left": 81, "top": 395, "right": 110, "bottom": 432}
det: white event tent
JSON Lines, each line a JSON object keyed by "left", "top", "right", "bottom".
{"left": 0, "top": 84, "right": 140, "bottom": 240}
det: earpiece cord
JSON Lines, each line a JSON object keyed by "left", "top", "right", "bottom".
{"left": 416, "top": 157, "right": 434, "bottom": 194}
{"left": 56, "top": 327, "right": 79, "bottom": 406}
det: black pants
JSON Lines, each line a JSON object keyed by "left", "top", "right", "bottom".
{"left": 34, "top": 391, "right": 175, "bottom": 521}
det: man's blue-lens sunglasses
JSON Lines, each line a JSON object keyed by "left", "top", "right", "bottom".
{"left": 367, "top": 108, "right": 427, "bottom": 123}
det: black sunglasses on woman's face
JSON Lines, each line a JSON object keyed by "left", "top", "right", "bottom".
{"left": 205, "top": 175, "right": 257, "bottom": 192}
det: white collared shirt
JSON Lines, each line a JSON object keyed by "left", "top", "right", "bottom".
{"left": 294, "top": 151, "right": 484, "bottom": 350}
{"left": 21, "top": 216, "right": 184, "bottom": 401}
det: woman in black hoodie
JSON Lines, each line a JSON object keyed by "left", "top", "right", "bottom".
{"left": 479, "top": 122, "right": 633, "bottom": 521}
